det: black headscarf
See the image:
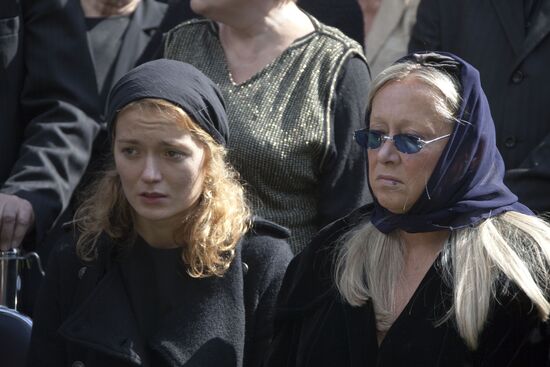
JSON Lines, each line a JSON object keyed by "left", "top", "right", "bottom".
{"left": 106, "top": 59, "right": 229, "bottom": 146}
{"left": 369, "top": 52, "right": 533, "bottom": 233}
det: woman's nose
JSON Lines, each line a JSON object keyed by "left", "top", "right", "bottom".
{"left": 376, "top": 137, "right": 400, "bottom": 164}
{"left": 141, "top": 156, "right": 162, "bottom": 182}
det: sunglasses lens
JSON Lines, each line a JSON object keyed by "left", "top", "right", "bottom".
{"left": 394, "top": 135, "right": 422, "bottom": 154}
{"left": 367, "top": 130, "right": 383, "bottom": 149}
{"left": 355, "top": 129, "right": 370, "bottom": 148}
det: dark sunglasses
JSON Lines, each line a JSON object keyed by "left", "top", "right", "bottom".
{"left": 354, "top": 128, "right": 451, "bottom": 154}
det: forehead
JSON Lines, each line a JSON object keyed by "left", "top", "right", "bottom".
{"left": 370, "top": 77, "right": 449, "bottom": 134}
{"left": 115, "top": 106, "right": 190, "bottom": 136}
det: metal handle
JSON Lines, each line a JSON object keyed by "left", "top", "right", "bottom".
{"left": 0, "top": 248, "right": 45, "bottom": 310}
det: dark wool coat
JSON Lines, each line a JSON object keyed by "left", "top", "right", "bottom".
{"left": 266, "top": 204, "right": 550, "bottom": 367}
{"left": 27, "top": 219, "right": 293, "bottom": 367}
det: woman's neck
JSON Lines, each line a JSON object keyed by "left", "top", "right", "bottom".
{"left": 399, "top": 230, "right": 449, "bottom": 255}
{"left": 135, "top": 216, "right": 182, "bottom": 249}
{"left": 80, "top": 0, "right": 140, "bottom": 17}
{"left": 217, "top": 2, "right": 314, "bottom": 84}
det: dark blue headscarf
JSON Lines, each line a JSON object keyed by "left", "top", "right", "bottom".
{"left": 106, "top": 59, "right": 229, "bottom": 146}
{"left": 370, "top": 52, "right": 532, "bottom": 233}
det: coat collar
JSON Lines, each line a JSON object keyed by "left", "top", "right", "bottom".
{"left": 342, "top": 302, "right": 378, "bottom": 366}
{"left": 490, "top": 0, "right": 526, "bottom": 56}
{"left": 59, "top": 265, "right": 148, "bottom": 366}
{"left": 58, "top": 237, "right": 247, "bottom": 367}
{"left": 491, "top": 0, "right": 550, "bottom": 70}
{"left": 110, "top": 0, "right": 168, "bottom": 86}
{"left": 513, "top": 0, "right": 550, "bottom": 70}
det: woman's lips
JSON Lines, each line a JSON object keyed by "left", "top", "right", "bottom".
{"left": 139, "top": 192, "right": 167, "bottom": 203}
{"left": 376, "top": 175, "right": 403, "bottom": 185}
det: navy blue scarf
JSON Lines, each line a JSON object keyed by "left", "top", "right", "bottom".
{"left": 370, "top": 52, "right": 532, "bottom": 233}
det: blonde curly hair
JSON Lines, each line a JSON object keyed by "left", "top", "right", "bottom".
{"left": 75, "top": 98, "right": 251, "bottom": 277}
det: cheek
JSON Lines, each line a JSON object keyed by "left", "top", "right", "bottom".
{"left": 173, "top": 160, "right": 205, "bottom": 197}
{"left": 367, "top": 151, "right": 376, "bottom": 184}
{"left": 114, "top": 156, "right": 137, "bottom": 189}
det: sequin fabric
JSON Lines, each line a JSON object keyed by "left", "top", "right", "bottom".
{"left": 165, "top": 17, "right": 365, "bottom": 253}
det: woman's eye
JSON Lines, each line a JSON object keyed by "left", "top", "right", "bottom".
{"left": 121, "top": 147, "right": 138, "bottom": 156}
{"left": 165, "top": 150, "right": 185, "bottom": 159}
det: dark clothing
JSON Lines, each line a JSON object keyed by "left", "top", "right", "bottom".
{"left": 86, "top": 15, "right": 131, "bottom": 103}
{"left": 409, "top": 0, "right": 550, "bottom": 213}
{"left": 0, "top": 0, "right": 98, "bottom": 245}
{"left": 28, "top": 219, "right": 293, "bottom": 367}
{"left": 298, "top": 0, "right": 364, "bottom": 45}
{"left": 266, "top": 204, "right": 550, "bottom": 367}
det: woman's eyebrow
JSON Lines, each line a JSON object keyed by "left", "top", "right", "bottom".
{"left": 116, "top": 138, "right": 141, "bottom": 144}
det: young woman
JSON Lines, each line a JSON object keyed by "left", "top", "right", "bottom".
{"left": 266, "top": 52, "right": 550, "bottom": 366}
{"left": 27, "top": 59, "right": 292, "bottom": 367}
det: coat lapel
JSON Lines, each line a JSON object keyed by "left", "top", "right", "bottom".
{"left": 342, "top": 302, "right": 378, "bottom": 366}
{"left": 111, "top": 0, "right": 168, "bottom": 85}
{"left": 148, "top": 252, "right": 246, "bottom": 366}
{"left": 366, "top": 0, "right": 406, "bottom": 62}
{"left": 513, "top": 0, "right": 550, "bottom": 70}
{"left": 58, "top": 266, "right": 148, "bottom": 366}
{"left": 490, "top": 0, "right": 525, "bottom": 56}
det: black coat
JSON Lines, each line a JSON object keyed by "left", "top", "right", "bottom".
{"left": 27, "top": 219, "right": 293, "bottom": 367}
{"left": 409, "top": 0, "right": 550, "bottom": 213}
{"left": 266, "top": 204, "right": 550, "bottom": 367}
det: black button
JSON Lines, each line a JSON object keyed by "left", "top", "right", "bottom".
{"left": 504, "top": 136, "right": 517, "bottom": 148}
{"left": 511, "top": 70, "right": 524, "bottom": 84}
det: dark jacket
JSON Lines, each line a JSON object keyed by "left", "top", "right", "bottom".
{"left": 28, "top": 218, "right": 293, "bottom": 367}
{"left": 409, "top": 0, "right": 550, "bottom": 213}
{"left": 266, "top": 204, "right": 550, "bottom": 367}
{"left": 298, "top": 0, "right": 364, "bottom": 45}
{"left": 0, "top": 0, "right": 99, "bottom": 245}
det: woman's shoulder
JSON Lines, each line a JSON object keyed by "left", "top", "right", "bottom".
{"left": 307, "top": 14, "right": 365, "bottom": 57}
{"left": 48, "top": 230, "right": 116, "bottom": 278}
{"left": 277, "top": 204, "right": 373, "bottom": 310}
{"left": 165, "top": 17, "right": 212, "bottom": 39}
{"left": 240, "top": 217, "right": 294, "bottom": 270}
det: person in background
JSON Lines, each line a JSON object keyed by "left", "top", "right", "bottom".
{"left": 360, "top": 0, "right": 420, "bottom": 76}
{"left": 298, "top": 0, "right": 364, "bottom": 43}
{"left": 266, "top": 52, "right": 550, "bottom": 367}
{"left": 409, "top": 0, "right": 550, "bottom": 213}
{"left": 27, "top": 59, "right": 292, "bottom": 367}
{"left": 0, "top": 0, "right": 97, "bottom": 253}
{"left": 299, "top": 0, "right": 421, "bottom": 77}
{"left": 164, "top": 0, "right": 371, "bottom": 253}
{"left": 0, "top": 0, "right": 99, "bottom": 316}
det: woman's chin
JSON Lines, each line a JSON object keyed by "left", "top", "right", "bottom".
{"left": 376, "top": 199, "right": 411, "bottom": 215}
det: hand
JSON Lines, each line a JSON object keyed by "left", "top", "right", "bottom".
{"left": 0, "top": 193, "right": 35, "bottom": 251}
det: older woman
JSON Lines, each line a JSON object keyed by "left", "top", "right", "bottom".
{"left": 27, "top": 60, "right": 292, "bottom": 367}
{"left": 163, "top": 0, "right": 371, "bottom": 253}
{"left": 266, "top": 52, "right": 550, "bottom": 366}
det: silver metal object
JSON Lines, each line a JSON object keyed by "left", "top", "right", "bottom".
{"left": 0, "top": 249, "right": 44, "bottom": 311}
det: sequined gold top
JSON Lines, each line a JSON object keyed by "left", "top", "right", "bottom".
{"left": 165, "top": 17, "right": 367, "bottom": 252}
